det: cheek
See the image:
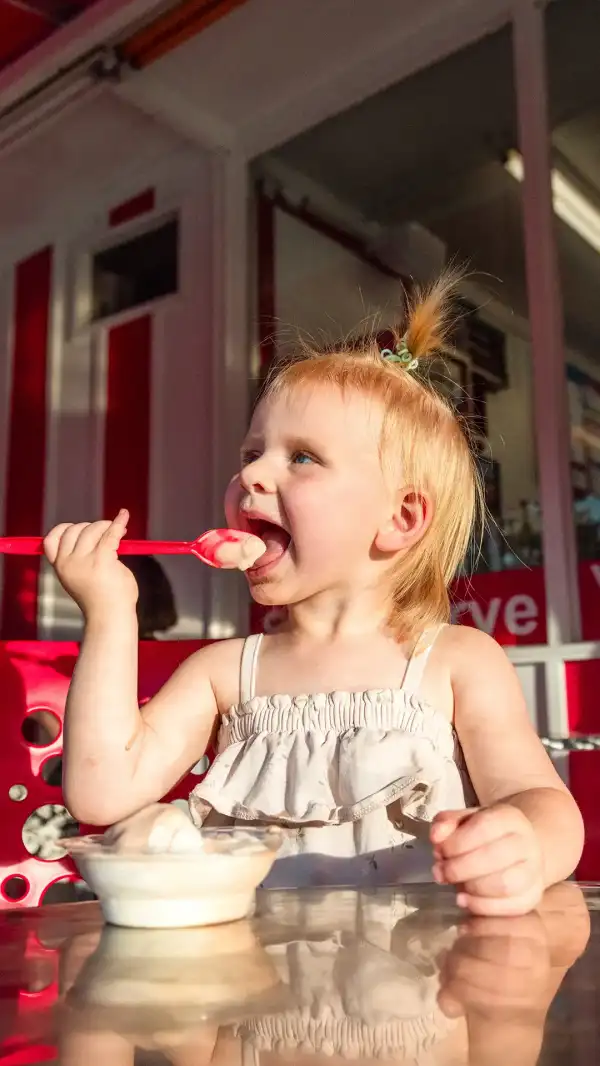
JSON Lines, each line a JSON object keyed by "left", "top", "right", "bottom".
{"left": 293, "top": 482, "right": 379, "bottom": 546}
{"left": 333, "top": 472, "right": 387, "bottom": 521}
{"left": 328, "top": 480, "right": 388, "bottom": 550}
{"left": 223, "top": 476, "right": 241, "bottom": 525}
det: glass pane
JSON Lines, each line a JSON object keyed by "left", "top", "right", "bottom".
{"left": 546, "top": 0, "right": 600, "bottom": 641}
{"left": 92, "top": 217, "right": 179, "bottom": 321}
{"left": 255, "top": 26, "right": 546, "bottom": 645}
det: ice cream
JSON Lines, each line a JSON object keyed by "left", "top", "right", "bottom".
{"left": 103, "top": 804, "right": 205, "bottom": 855}
{"left": 196, "top": 529, "right": 266, "bottom": 571}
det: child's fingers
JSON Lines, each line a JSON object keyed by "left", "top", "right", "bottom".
{"left": 73, "top": 520, "right": 113, "bottom": 554}
{"left": 461, "top": 858, "right": 539, "bottom": 901}
{"left": 435, "top": 807, "right": 515, "bottom": 859}
{"left": 437, "top": 832, "right": 524, "bottom": 886}
{"left": 430, "top": 808, "right": 477, "bottom": 845}
{"left": 55, "top": 522, "right": 91, "bottom": 560}
{"left": 43, "top": 523, "right": 73, "bottom": 564}
{"left": 99, "top": 509, "right": 129, "bottom": 552}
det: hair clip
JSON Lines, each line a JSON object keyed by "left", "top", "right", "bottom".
{"left": 380, "top": 336, "right": 418, "bottom": 371}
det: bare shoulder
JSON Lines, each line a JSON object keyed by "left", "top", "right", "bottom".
{"left": 439, "top": 624, "right": 525, "bottom": 727}
{"left": 419, "top": 625, "right": 508, "bottom": 718}
{"left": 437, "top": 624, "right": 519, "bottom": 701}
{"left": 175, "top": 637, "right": 245, "bottom": 710}
{"left": 441, "top": 623, "right": 510, "bottom": 665}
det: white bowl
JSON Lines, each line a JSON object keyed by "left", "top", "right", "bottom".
{"left": 65, "top": 827, "right": 283, "bottom": 929}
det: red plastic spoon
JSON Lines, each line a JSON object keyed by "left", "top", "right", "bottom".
{"left": 0, "top": 529, "right": 265, "bottom": 570}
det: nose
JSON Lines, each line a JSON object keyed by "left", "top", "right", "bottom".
{"left": 239, "top": 455, "right": 276, "bottom": 496}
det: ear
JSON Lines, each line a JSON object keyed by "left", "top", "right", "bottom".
{"left": 375, "top": 488, "right": 430, "bottom": 553}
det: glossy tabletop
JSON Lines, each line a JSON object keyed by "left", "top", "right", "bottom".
{"left": 0, "top": 881, "right": 595, "bottom": 1066}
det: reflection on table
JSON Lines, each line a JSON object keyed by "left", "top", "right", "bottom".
{"left": 0, "top": 882, "right": 592, "bottom": 1066}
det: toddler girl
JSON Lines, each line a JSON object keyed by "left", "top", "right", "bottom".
{"left": 45, "top": 273, "right": 583, "bottom": 916}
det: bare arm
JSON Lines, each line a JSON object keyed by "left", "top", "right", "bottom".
{"left": 63, "top": 604, "right": 140, "bottom": 822}
{"left": 64, "top": 613, "right": 223, "bottom": 825}
{"left": 451, "top": 627, "right": 584, "bottom": 886}
{"left": 45, "top": 515, "right": 226, "bottom": 825}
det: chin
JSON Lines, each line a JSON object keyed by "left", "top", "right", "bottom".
{"left": 247, "top": 582, "right": 287, "bottom": 607}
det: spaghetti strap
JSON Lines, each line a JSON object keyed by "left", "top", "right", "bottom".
{"left": 401, "top": 625, "right": 445, "bottom": 696}
{"left": 239, "top": 633, "right": 263, "bottom": 704}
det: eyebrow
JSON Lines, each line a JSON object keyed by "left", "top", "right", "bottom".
{"left": 240, "top": 431, "right": 263, "bottom": 450}
{"left": 286, "top": 434, "right": 323, "bottom": 452}
{"left": 241, "top": 434, "right": 327, "bottom": 457}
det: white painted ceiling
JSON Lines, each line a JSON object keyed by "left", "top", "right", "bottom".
{"left": 135, "top": 0, "right": 508, "bottom": 155}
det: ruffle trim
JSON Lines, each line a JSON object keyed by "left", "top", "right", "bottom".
{"left": 190, "top": 726, "right": 458, "bottom": 828}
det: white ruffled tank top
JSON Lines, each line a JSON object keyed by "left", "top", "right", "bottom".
{"left": 189, "top": 627, "right": 475, "bottom": 888}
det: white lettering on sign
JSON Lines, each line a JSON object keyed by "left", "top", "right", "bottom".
{"left": 452, "top": 594, "right": 539, "bottom": 637}
{"left": 503, "top": 594, "right": 538, "bottom": 636}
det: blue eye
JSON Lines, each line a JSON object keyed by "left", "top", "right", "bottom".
{"left": 291, "top": 451, "right": 314, "bottom": 465}
{"left": 241, "top": 450, "right": 260, "bottom": 467}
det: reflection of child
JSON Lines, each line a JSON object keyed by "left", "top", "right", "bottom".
{"left": 45, "top": 272, "right": 583, "bottom": 915}
{"left": 242, "top": 892, "right": 459, "bottom": 1062}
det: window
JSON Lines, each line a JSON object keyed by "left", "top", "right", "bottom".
{"left": 92, "top": 217, "right": 178, "bottom": 321}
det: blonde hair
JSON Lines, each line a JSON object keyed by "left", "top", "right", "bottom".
{"left": 262, "top": 270, "right": 484, "bottom": 640}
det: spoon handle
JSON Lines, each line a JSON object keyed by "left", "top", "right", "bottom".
{"left": 0, "top": 537, "right": 191, "bottom": 556}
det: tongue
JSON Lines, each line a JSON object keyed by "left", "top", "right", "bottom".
{"left": 257, "top": 527, "right": 290, "bottom": 566}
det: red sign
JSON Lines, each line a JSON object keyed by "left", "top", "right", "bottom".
{"left": 453, "top": 568, "right": 546, "bottom": 645}
{"left": 252, "top": 562, "right": 600, "bottom": 646}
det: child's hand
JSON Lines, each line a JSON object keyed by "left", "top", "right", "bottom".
{"left": 430, "top": 805, "right": 545, "bottom": 917}
{"left": 43, "top": 510, "right": 138, "bottom": 620}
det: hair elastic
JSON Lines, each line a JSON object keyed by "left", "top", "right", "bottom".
{"left": 380, "top": 335, "right": 418, "bottom": 371}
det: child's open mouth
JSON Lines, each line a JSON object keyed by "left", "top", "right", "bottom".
{"left": 245, "top": 518, "right": 292, "bottom": 573}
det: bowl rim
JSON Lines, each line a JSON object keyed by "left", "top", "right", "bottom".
{"left": 61, "top": 825, "right": 284, "bottom": 858}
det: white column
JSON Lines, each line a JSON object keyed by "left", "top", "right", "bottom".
{"left": 148, "top": 162, "right": 215, "bottom": 640}
{"left": 512, "top": 0, "right": 578, "bottom": 733}
{"left": 40, "top": 242, "right": 98, "bottom": 639}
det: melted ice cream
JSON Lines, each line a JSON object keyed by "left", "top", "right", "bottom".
{"left": 214, "top": 534, "right": 266, "bottom": 571}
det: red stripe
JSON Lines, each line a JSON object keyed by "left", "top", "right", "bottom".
{"left": 109, "top": 188, "right": 155, "bottom": 227}
{"left": 1, "top": 248, "right": 52, "bottom": 640}
{"left": 103, "top": 316, "right": 152, "bottom": 538}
